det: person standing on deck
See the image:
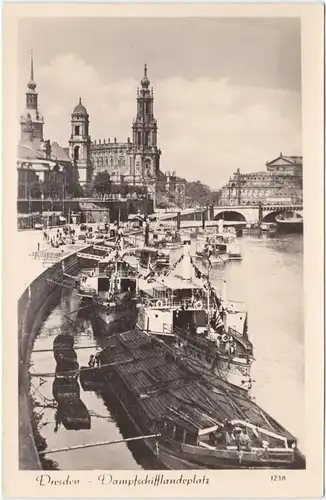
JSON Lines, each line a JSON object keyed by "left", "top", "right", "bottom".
{"left": 95, "top": 353, "right": 101, "bottom": 367}
{"left": 88, "top": 355, "right": 95, "bottom": 367}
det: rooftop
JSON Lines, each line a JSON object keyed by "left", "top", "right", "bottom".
{"left": 72, "top": 97, "right": 88, "bottom": 116}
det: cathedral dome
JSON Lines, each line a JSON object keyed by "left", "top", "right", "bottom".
{"left": 73, "top": 97, "right": 88, "bottom": 115}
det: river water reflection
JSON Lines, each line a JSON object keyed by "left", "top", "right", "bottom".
{"left": 30, "top": 233, "right": 304, "bottom": 470}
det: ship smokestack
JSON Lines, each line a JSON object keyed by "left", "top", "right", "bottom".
{"left": 182, "top": 239, "right": 192, "bottom": 280}
{"left": 177, "top": 211, "right": 181, "bottom": 230}
{"left": 144, "top": 217, "right": 150, "bottom": 246}
{"left": 201, "top": 210, "right": 206, "bottom": 230}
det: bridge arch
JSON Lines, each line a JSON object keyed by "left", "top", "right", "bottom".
{"left": 214, "top": 210, "right": 247, "bottom": 222}
{"left": 262, "top": 209, "right": 303, "bottom": 223}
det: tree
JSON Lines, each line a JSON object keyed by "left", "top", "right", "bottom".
{"left": 119, "top": 178, "right": 129, "bottom": 197}
{"left": 66, "top": 180, "right": 84, "bottom": 198}
{"left": 29, "top": 180, "right": 41, "bottom": 199}
{"left": 91, "top": 171, "right": 112, "bottom": 196}
{"left": 43, "top": 179, "right": 60, "bottom": 199}
{"left": 185, "top": 181, "right": 213, "bottom": 206}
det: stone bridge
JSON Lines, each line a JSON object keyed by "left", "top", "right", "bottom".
{"left": 213, "top": 204, "right": 303, "bottom": 223}
{"left": 156, "top": 204, "right": 303, "bottom": 224}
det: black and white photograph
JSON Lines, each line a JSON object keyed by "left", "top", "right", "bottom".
{"left": 2, "top": 3, "right": 324, "bottom": 495}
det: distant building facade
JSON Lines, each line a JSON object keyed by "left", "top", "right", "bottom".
{"left": 18, "top": 53, "right": 73, "bottom": 201}
{"left": 219, "top": 153, "right": 303, "bottom": 206}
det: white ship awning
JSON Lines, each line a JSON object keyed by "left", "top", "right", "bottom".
{"left": 163, "top": 275, "right": 201, "bottom": 290}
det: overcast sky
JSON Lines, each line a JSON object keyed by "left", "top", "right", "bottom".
{"left": 18, "top": 17, "right": 302, "bottom": 188}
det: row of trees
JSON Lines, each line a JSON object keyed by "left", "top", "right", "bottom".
{"left": 24, "top": 170, "right": 221, "bottom": 208}
{"left": 86, "top": 171, "right": 147, "bottom": 197}
{"left": 185, "top": 180, "right": 222, "bottom": 206}
{"left": 156, "top": 178, "right": 222, "bottom": 209}
{"left": 24, "top": 172, "right": 149, "bottom": 200}
{"left": 88, "top": 173, "right": 222, "bottom": 206}
{"left": 25, "top": 180, "right": 65, "bottom": 199}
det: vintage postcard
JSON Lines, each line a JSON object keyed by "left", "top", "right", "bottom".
{"left": 2, "top": 2, "right": 324, "bottom": 498}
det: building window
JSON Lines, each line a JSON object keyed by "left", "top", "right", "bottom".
{"left": 75, "top": 126, "right": 80, "bottom": 135}
{"left": 73, "top": 146, "right": 79, "bottom": 162}
{"left": 137, "top": 131, "right": 142, "bottom": 145}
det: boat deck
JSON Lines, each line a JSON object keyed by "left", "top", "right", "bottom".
{"left": 99, "top": 328, "right": 296, "bottom": 444}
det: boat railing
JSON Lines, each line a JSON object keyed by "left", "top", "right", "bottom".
{"left": 173, "top": 325, "right": 210, "bottom": 348}
{"left": 142, "top": 296, "right": 209, "bottom": 310}
{"left": 115, "top": 270, "right": 138, "bottom": 279}
{"left": 227, "top": 327, "right": 253, "bottom": 352}
{"left": 31, "top": 251, "right": 62, "bottom": 263}
{"left": 227, "top": 326, "right": 243, "bottom": 339}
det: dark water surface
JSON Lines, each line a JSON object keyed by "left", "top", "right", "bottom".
{"left": 30, "top": 233, "right": 304, "bottom": 470}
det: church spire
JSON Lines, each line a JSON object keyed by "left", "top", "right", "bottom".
{"left": 141, "top": 63, "right": 150, "bottom": 89}
{"left": 28, "top": 50, "right": 37, "bottom": 91}
{"left": 30, "top": 50, "right": 34, "bottom": 80}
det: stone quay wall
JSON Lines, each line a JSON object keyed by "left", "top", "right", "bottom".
{"left": 18, "top": 246, "right": 92, "bottom": 470}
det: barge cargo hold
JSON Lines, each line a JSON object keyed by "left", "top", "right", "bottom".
{"left": 97, "top": 328, "right": 305, "bottom": 470}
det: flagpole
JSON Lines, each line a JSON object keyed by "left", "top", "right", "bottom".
{"left": 207, "top": 263, "right": 210, "bottom": 334}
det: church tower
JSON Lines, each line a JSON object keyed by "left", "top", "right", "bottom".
{"left": 20, "top": 51, "right": 44, "bottom": 142}
{"left": 132, "top": 64, "right": 161, "bottom": 180}
{"left": 68, "top": 98, "right": 92, "bottom": 185}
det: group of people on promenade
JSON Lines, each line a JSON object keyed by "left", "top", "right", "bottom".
{"left": 42, "top": 226, "right": 77, "bottom": 249}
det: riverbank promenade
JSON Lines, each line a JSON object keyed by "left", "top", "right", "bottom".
{"left": 15, "top": 227, "right": 87, "bottom": 298}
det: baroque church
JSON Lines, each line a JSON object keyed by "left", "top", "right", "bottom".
{"left": 17, "top": 53, "right": 71, "bottom": 200}
{"left": 68, "top": 64, "right": 162, "bottom": 200}
{"left": 18, "top": 54, "right": 185, "bottom": 208}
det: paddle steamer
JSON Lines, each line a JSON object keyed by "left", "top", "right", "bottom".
{"left": 137, "top": 242, "right": 253, "bottom": 392}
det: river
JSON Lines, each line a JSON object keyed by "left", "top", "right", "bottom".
{"left": 29, "top": 232, "right": 304, "bottom": 470}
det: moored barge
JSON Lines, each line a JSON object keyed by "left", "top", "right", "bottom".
{"left": 97, "top": 328, "right": 304, "bottom": 469}
{"left": 275, "top": 212, "right": 303, "bottom": 234}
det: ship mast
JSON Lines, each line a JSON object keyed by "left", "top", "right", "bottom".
{"left": 206, "top": 267, "right": 211, "bottom": 333}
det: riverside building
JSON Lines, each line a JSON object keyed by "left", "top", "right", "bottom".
{"left": 219, "top": 154, "right": 303, "bottom": 206}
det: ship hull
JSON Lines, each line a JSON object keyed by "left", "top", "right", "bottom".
{"left": 212, "top": 356, "right": 252, "bottom": 388}
{"left": 91, "top": 302, "right": 138, "bottom": 336}
{"left": 166, "top": 328, "right": 253, "bottom": 392}
{"left": 276, "top": 221, "right": 303, "bottom": 234}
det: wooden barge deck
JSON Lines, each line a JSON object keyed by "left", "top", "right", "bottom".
{"left": 92, "top": 327, "right": 305, "bottom": 470}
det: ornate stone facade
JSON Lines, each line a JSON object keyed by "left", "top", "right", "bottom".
{"left": 18, "top": 53, "right": 70, "bottom": 200}
{"left": 68, "top": 98, "right": 92, "bottom": 185}
{"left": 69, "top": 65, "right": 161, "bottom": 200}
{"left": 220, "top": 154, "right": 303, "bottom": 206}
